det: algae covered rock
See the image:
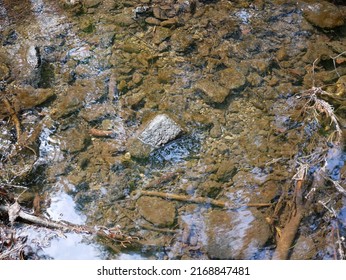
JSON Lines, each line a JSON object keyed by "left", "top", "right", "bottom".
{"left": 195, "top": 79, "right": 230, "bottom": 104}
{"left": 51, "top": 85, "right": 86, "bottom": 119}
{"left": 217, "top": 67, "right": 246, "bottom": 90}
{"left": 137, "top": 196, "right": 176, "bottom": 227}
{"left": 6, "top": 84, "right": 55, "bottom": 110}
{"left": 152, "top": 27, "right": 173, "bottom": 45}
{"left": 0, "top": 63, "right": 10, "bottom": 81}
{"left": 300, "top": 1, "right": 344, "bottom": 29}
{"left": 60, "top": 126, "right": 90, "bottom": 153}
{"left": 215, "top": 159, "right": 237, "bottom": 182}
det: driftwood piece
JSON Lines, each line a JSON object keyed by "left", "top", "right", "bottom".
{"left": 132, "top": 190, "right": 271, "bottom": 209}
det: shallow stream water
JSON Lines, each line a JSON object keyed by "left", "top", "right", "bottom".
{"left": 1, "top": 0, "right": 346, "bottom": 260}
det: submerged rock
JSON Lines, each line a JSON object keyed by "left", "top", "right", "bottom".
{"left": 206, "top": 209, "right": 271, "bottom": 259}
{"left": 195, "top": 79, "right": 230, "bottom": 104}
{"left": 152, "top": 27, "right": 173, "bottom": 44}
{"left": 137, "top": 196, "right": 176, "bottom": 227}
{"left": 0, "top": 63, "right": 10, "bottom": 81}
{"left": 170, "top": 29, "right": 194, "bottom": 52}
{"left": 6, "top": 85, "right": 55, "bottom": 110}
{"left": 83, "top": 0, "right": 101, "bottom": 8}
{"left": 79, "top": 103, "right": 115, "bottom": 122}
{"left": 67, "top": 45, "right": 92, "bottom": 62}
{"left": 217, "top": 67, "right": 246, "bottom": 90}
{"left": 200, "top": 180, "right": 222, "bottom": 198}
{"left": 0, "top": 125, "right": 12, "bottom": 157}
{"left": 290, "top": 235, "right": 316, "bottom": 259}
{"left": 26, "top": 45, "right": 40, "bottom": 69}
{"left": 215, "top": 159, "right": 237, "bottom": 182}
{"left": 8, "top": 44, "right": 41, "bottom": 83}
{"left": 60, "top": 126, "right": 90, "bottom": 153}
{"left": 300, "top": 1, "right": 344, "bottom": 29}
{"left": 145, "top": 17, "right": 161, "bottom": 25}
{"left": 139, "top": 114, "right": 183, "bottom": 147}
{"left": 128, "top": 114, "right": 183, "bottom": 159}
{"left": 112, "top": 8, "right": 135, "bottom": 26}
{"left": 51, "top": 85, "right": 86, "bottom": 119}
{"left": 336, "top": 75, "right": 346, "bottom": 97}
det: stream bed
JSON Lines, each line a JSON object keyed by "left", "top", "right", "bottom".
{"left": 1, "top": 0, "right": 346, "bottom": 260}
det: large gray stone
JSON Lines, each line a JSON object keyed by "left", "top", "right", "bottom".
{"left": 128, "top": 114, "right": 183, "bottom": 159}
{"left": 138, "top": 114, "right": 182, "bottom": 148}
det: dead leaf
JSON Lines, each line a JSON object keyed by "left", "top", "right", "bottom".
{"left": 8, "top": 201, "right": 21, "bottom": 225}
{"left": 336, "top": 57, "right": 346, "bottom": 65}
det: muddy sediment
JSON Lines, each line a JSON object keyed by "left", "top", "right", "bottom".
{"left": 1, "top": 0, "right": 346, "bottom": 259}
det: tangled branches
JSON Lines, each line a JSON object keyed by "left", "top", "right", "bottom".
{"left": 301, "top": 86, "right": 342, "bottom": 145}
{"left": 273, "top": 64, "right": 346, "bottom": 259}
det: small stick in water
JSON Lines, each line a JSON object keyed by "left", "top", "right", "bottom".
{"left": 89, "top": 128, "right": 115, "bottom": 137}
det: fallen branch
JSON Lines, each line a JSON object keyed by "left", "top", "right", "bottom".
{"left": 0, "top": 204, "right": 86, "bottom": 232}
{"left": 0, "top": 204, "right": 139, "bottom": 247}
{"left": 272, "top": 57, "right": 345, "bottom": 260}
{"left": 131, "top": 190, "right": 271, "bottom": 209}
